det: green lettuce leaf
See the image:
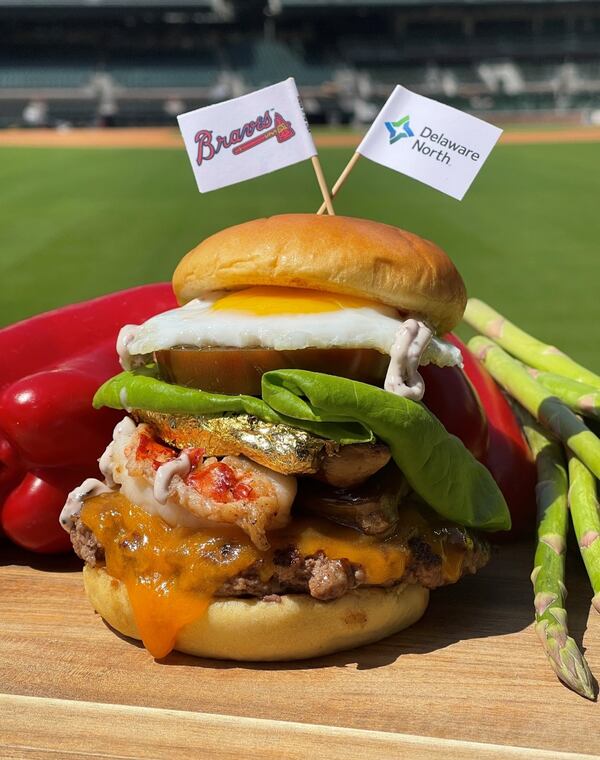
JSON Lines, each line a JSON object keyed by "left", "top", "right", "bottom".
{"left": 94, "top": 369, "right": 510, "bottom": 532}
{"left": 262, "top": 370, "right": 509, "bottom": 531}
{"left": 93, "top": 371, "right": 374, "bottom": 444}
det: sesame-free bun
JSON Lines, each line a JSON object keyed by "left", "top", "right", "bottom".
{"left": 173, "top": 214, "right": 466, "bottom": 334}
{"left": 83, "top": 565, "right": 429, "bottom": 661}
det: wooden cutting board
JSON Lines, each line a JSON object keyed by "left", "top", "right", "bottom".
{"left": 1, "top": 539, "right": 599, "bottom": 759}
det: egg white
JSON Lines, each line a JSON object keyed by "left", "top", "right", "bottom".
{"left": 120, "top": 293, "right": 461, "bottom": 370}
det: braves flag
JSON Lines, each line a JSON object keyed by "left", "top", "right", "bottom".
{"left": 177, "top": 78, "right": 317, "bottom": 193}
{"left": 358, "top": 85, "right": 502, "bottom": 200}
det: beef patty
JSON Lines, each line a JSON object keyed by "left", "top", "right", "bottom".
{"left": 70, "top": 513, "right": 489, "bottom": 603}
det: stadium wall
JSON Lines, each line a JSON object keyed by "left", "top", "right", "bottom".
{"left": 1, "top": 0, "right": 599, "bottom": 127}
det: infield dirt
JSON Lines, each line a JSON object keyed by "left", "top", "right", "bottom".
{"left": 1, "top": 126, "right": 599, "bottom": 149}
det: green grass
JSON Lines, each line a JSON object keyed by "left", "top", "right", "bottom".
{"left": 491, "top": 121, "right": 587, "bottom": 132}
{"left": 0, "top": 142, "right": 598, "bottom": 371}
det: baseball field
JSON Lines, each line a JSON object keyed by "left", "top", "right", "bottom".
{"left": 1, "top": 127, "right": 598, "bottom": 370}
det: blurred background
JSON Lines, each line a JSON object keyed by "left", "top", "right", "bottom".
{"left": 1, "top": 0, "right": 598, "bottom": 369}
{"left": 1, "top": 0, "right": 600, "bottom": 128}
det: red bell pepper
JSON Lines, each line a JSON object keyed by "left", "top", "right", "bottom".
{"left": 0, "top": 432, "right": 24, "bottom": 496}
{"left": 0, "top": 284, "right": 175, "bottom": 392}
{"left": 0, "top": 284, "right": 176, "bottom": 552}
{"left": 0, "top": 340, "right": 122, "bottom": 468}
{"left": 2, "top": 467, "right": 92, "bottom": 553}
{"left": 421, "top": 363, "right": 489, "bottom": 461}
{"left": 0, "top": 432, "right": 25, "bottom": 537}
{"left": 447, "top": 334, "right": 537, "bottom": 538}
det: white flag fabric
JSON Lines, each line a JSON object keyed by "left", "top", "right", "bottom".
{"left": 358, "top": 85, "right": 502, "bottom": 201}
{"left": 177, "top": 78, "right": 317, "bottom": 193}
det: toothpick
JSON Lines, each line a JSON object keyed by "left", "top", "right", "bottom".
{"left": 311, "top": 155, "right": 335, "bottom": 215}
{"left": 317, "top": 152, "right": 361, "bottom": 215}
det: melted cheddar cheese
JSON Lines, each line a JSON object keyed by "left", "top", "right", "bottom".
{"left": 82, "top": 494, "right": 261, "bottom": 657}
{"left": 81, "top": 493, "right": 465, "bottom": 658}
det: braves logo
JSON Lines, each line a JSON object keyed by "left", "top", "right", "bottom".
{"left": 195, "top": 111, "right": 295, "bottom": 166}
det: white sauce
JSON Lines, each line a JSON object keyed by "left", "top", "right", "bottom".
{"left": 99, "top": 416, "right": 137, "bottom": 494}
{"left": 98, "top": 441, "right": 116, "bottom": 488}
{"left": 60, "top": 418, "right": 138, "bottom": 532}
{"left": 153, "top": 452, "right": 192, "bottom": 504}
{"left": 59, "top": 478, "right": 113, "bottom": 532}
{"left": 421, "top": 335, "right": 463, "bottom": 369}
{"left": 119, "top": 387, "right": 131, "bottom": 413}
{"left": 114, "top": 416, "right": 137, "bottom": 439}
{"left": 384, "top": 319, "right": 433, "bottom": 401}
{"left": 116, "top": 324, "right": 140, "bottom": 370}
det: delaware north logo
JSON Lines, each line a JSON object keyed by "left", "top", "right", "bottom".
{"left": 385, "top": 115, "right": 414, "bottom": 144}
{"left": 195, "top": 111, "right": 295, "bottom": 166}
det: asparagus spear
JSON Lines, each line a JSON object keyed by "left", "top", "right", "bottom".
{"left": 568, "top": 454, "right": 600, "bottom": 615}
{"left": 464, "top": 299, "right": 600, "bottom": 390}
{"left": 469, "top": 336, "right": 600, "bottom": 479}
{"left": 530, "top": 371, "right": 600, "bottom": 421}
{"left": 522, "top": 418, "right": 595, "bottom": 699}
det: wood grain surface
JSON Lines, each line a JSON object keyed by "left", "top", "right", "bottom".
{"left": 1, "top": 539, "right": 599, "bottom": 759}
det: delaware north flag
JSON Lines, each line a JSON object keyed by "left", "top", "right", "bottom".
{"left": 358, "top": 85, "right": 502, "bottom": 200}
{"left": 177, "top": 78, "right": 317, "bottom": 193}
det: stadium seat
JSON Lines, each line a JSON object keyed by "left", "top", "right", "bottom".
{"left": 109, "top": 65, "right": 221, "bottom": 89}
{"left": 3, "top": 3, "right": 600, "bottom": 126}
{"left": 0, "top": 64, "right": 92, "bottom": 89}
{"left": 230, "top": 40, "right": 334, "bottom": 88}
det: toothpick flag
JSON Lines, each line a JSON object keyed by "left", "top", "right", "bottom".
{"left": 178, "top": 78, "right": 334, "bottom": 212}
{"left": 318, "top": 85, "right": 502, "bottom": 212}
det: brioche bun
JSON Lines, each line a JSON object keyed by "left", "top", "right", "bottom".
{"left": 83, "top": 565, "right": 429, "bottom": 661}
{"left": 173, "top": 214, "right": 466, "bottom": 334}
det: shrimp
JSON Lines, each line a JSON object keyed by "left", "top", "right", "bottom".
{"left": 174, "top": 455, "right": 297, "bottom": 550}
{"left": 115, "top": 420, "right": 297, "bottom": 549}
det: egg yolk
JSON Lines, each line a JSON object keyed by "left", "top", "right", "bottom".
{"left": 211, "top": 286, "right": 381, "bottom": 316}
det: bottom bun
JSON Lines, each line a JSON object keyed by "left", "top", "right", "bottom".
{"left": 83, "top": 566, "right": 429, "bottom": 661}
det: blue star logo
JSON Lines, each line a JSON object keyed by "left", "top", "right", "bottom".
{"left": 385, "top": 115, "right": 414, "bottom": 144}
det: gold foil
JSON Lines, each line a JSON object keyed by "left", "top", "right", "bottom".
{"left": 134, "top": 410, "right": 337, "bottom": 475}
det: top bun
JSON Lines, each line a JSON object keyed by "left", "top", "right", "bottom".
{"left": 173, "top": 214, "right": 466, "bottom": 334}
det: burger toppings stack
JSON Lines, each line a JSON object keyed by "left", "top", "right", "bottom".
{"left": 60, "top": 214, "right": 510, "bottom": 660}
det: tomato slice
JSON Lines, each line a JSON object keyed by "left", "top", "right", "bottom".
{"left": 155, "top": 347, "right": 390, "bottom": 395}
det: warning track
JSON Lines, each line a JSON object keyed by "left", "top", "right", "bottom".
{"left": 0, "top": 126, "right": 599, "bottom": 149}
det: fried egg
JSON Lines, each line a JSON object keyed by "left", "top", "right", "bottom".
{"left": 118, "top": 286, "right": 462, "bottom": 370}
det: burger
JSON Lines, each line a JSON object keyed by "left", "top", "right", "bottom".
{"left": 60, "top": 214, "right": 509, "bottom": 661}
